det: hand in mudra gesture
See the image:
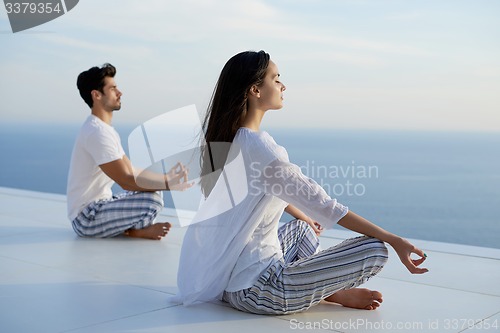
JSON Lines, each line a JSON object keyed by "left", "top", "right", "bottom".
{"left": 166, "top": 162, "right": 195, "bottom": 191}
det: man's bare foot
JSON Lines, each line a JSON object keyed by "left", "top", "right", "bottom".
{"left": 124, "top": 222, "right": 172, "bottom": 240}
{"left": 325, "top": 288, "right": 383, "bottom": 310}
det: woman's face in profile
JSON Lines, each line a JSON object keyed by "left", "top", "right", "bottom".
{"left": 256, "top": 60, "right": 287, "bottom": 111}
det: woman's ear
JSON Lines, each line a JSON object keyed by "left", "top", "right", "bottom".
{"left": 248, "top": 85, "right": 260, "bottom": 98}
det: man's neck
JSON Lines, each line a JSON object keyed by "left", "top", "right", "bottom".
{"left": 91, "top": 108, "right": 113, "bottom": 125}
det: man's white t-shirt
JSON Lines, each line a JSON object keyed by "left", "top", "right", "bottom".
{"left": 67, "top": 115, "right": 125, "bottom": 220}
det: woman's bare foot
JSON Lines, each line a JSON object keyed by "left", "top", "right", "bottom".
{"left": 124, "top": 222, "right": 172, "bottom": 240}
{"left": 325, "top": 288, "right": 383, "bottom": 310}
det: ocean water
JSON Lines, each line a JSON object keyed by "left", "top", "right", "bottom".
{"left": 1, "top": 123, "right": 499, "bottom": 249}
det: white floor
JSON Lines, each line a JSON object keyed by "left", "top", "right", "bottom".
{"left": 0, "top": 186, "right": 499, "bottom": 333}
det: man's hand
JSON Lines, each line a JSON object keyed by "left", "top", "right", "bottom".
{"left": 165, "top": 162, "right": 195, "bottom": 191}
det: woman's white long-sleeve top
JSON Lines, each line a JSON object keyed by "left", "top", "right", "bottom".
{"left": 176, "top": 127, "right": 348, "bottom": 305}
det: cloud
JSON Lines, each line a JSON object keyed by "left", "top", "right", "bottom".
{"left": 385, "top": 11, "right": 423, "bottom": 21}
{"left": 471, "top": 67, "right": 500, "bottom": 78}
{"left": 2, "top": 0, "right": 497, "bottom": 132}
{"left": 36, "top": 34, "right": 154, "bottom": 57}
{"left": 61, "top": 0, "right": 236, "bottom": 43}
{"left": 61, "top": 0, "right": 430, "bottom": 59}
{"left": 282, "top": 50, "right": 384, "bottom": 68}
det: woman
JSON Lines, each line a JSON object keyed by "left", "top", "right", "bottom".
{"left": 177, "top": 50, "right": 428, "bottom": 315}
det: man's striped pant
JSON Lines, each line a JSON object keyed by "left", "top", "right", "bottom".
{"left": 71, "top": 191, "right": 164, "bottom": 238}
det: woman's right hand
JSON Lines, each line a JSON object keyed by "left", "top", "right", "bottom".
{"left": 304, "top": 218, "right": 323, "bottom": 236}
{"left": 389, "top": 236, "right": 429, "bottom": 274}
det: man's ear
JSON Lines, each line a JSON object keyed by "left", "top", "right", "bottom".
{"left": 91, "top": 90, "right": 101, "bottom": 102}
{"left": 248, "top": 85, "right": 260, "bottom": 98}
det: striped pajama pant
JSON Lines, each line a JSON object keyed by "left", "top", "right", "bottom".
{"left": 223, "top": 219, "right": 388, "bottom": 315}
{"left": 71, "top": 191, "right": 164, "bottom": 238}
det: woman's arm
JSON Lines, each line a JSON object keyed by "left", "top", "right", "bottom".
{"left": 257, "top": 159, "right": 428, "bottom": 275}
{"left": 284, "top": 204, "right": 323, "bottom": 235}
{"left": 338, "top": 211, "right": 429, "bottom": 274}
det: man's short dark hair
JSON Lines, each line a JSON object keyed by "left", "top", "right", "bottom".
{"left": 77, "top": 63, "right": 116, "bottom": 108}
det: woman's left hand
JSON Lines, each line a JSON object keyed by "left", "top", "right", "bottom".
{"left": 390, "top": 236, "right": 429, "bottom": 274}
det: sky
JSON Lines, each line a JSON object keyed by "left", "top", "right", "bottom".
{"left": 0, "top": 0, "right": 499, "bottom": 131}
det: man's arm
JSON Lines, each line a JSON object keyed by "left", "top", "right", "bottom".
{"left": 99, "top": 156, "right": 165, "bottom": 192}
{"left": 99, "top": 155, "right": 193, "bottom": 192}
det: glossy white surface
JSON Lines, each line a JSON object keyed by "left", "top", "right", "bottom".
{"left": 0, "top": 187, "right": 499, "bottom": 332}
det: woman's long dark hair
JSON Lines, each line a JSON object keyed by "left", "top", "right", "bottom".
{"left": 200, "top": 50, "right": 270, "bottom": 197}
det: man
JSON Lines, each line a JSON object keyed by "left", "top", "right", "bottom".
{"left": 67, "top": 63, "right": 191, "bottom": 240}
